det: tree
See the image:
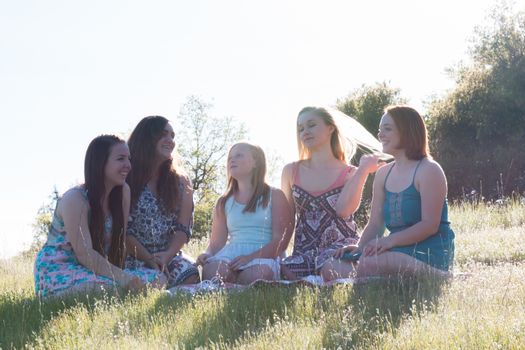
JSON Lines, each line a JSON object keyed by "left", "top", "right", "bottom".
{"left": 265, "top": 147, "right": 285, "bottom": 187}
{"left": 336, "top": 82, "right": 406, "bottom": 135}
{"left": 175, "top": 96, "right": 248, "bottom": 236}
{"left": 427, "top": 3, "right": 525, "bottom": 198}
{"left": 30, "top": 188, "right": 60, "bottom": 252}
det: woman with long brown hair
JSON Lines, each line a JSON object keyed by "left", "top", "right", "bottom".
{"left": 196, "top": 142, "right": 291, "bottom": 284}
{"left": 34, "top": 135, "right": 165, "bottom": 298}
{"left": 125, "top": 116, "right": 199, "bottom": 287}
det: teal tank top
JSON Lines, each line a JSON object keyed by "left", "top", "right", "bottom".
{"left": 383, "top": 160, "right": 454, "bottom": 239}
{"left": 224, "top": 192, "right": 273, "bottom": 245}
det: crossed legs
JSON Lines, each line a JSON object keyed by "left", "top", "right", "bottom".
{"left": 202, "top": 260, "right": 275, "bottom": 284}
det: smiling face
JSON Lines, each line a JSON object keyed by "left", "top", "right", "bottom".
{"left": 227, "top": 143, "right": 256, "bottom": 180}
{"left": 155, "top": 123, "right": 175, "bottom": 162}
{"left": 378, "top": 113, "right": 402, "bottom": 155}
{"left": 297, "top": 111, "right": 335, "bottom": 150}
{"left": 104, "top": 142, "right": 131, "bottom": 187}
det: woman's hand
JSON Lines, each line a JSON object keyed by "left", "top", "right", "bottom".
{"left": 123, "top": 275, "right": 147, "bottom": 292}
{"left": 358, "top": 154, "right": 385, "bottom": 175}
{"left": 229, "top": 255, "right": 253, "bottom": 271}
{"left": 362, "top": 236, "right": 395, "bottom": 256}
{"left": 144, "top": 255, "right": 163, "bottom": 271}
{"left": 153, "top": 251, "right": 174, "bottom": 274}
{"left": 333, "top": 244, "right": 359, "bottom": 259}
{"left": 196, "top": 253, "right": 211, "bottom": 266}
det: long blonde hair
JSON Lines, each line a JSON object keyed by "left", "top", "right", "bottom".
{"left": 218, "top": 142, "right": 270, "bottom": 213}
{"left": 296, "top": 107, "right": 354, "bottom": 162}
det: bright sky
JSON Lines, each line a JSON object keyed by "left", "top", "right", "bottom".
{"left": 1, "top": 0, "right": 522, "bottom": 258}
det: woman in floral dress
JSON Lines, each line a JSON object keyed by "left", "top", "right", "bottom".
{"left": 34, "top": 135, "right": 165, "bottom": 298}
{"left": 125, "top": 116, "right": 199, "bottom": 287}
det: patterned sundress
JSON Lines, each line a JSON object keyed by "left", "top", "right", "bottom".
{"left": 34, "top": 187, "right": 161, "bottom": 298}
{"left": 125, "top": 185, "right": 199, "bottom": 287}
{"left": 281, "top": 162, "right": 360, "bottom": 277}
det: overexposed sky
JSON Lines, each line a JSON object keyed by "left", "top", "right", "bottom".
{"left": 1, "top": 0, "right": 522, "bottom": 258}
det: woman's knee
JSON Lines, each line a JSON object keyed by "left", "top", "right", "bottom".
{"left": 321, "top": 258, "right": 354, "bottom": 281}
{"left": 280, "top": 265, "right": 298, "bottom": 280}
{"left": 202, "top": 261, "right": 233, "bottom": 281}
{"left": 356, "top": 256, "right": 381, "bottom": 277}
{"left": 258, "top": 265, "right": 275, "bottom": 280}
{"left": 151, "top": 273, "right": 168, "bottom": 288}
{"left": 320, "top": 259, "right": 336, "bottom": 281}
{"left": 201, "top": 262, "right": 216, "bottom": 280}
{"left": 238, "top": 265, "right": 274, "bottom": 283}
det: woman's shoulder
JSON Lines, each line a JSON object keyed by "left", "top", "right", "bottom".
{"left": 281, "top": 162, "right": 300, "bottom": 186}
{"left": 374, "top": 161, "right": 394, "bottom": 179}
{"left": 282, "top": 162, "right": 298, "bottom": 175}
{"left": 58, "top": 186, "right": 89, "bottom": 213}
{"left": 418, "top": 157, "right": 445, "bottom": 175}
{"left": 176, "top": 173, "right": 193, "bottom": 190}
{"left": 270, "top": 186, "right": 286, "bottom": 198}
{"left": 415, "top": 158, "right": 447, "bottom": 188}
{"left": 61, "top": 186, "right": 87, "bottom": 202}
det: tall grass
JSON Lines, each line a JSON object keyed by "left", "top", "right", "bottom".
{"left": 1, "top": 201, "right": 524, "bottom": 349}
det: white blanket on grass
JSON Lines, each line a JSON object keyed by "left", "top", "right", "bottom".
{"left": 166, "top": 275, "right": 358, "bottom": 295}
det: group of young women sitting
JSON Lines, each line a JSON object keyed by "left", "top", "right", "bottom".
{"left": 34, "top": 105, "right": 455, "bottom": 298}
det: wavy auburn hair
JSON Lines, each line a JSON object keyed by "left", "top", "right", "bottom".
{"left": 84, "top": 135, "right": 126, "bottom": 267}
{"left": 384, "top": 105, "right": 430, "bottom": 160}
{"left": 127, "top": 116, "right": 181, "bottom": 213}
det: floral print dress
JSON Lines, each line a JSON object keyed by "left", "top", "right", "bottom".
{"left": 34, "top": 187, "right": 161, "bottom": 298}
{"left": 125, "top": 186, "right": 199, "bottom": 287}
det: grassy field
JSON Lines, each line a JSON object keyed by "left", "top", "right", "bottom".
{"left": 1, "top": 200, "right": 524, "bottom": 349}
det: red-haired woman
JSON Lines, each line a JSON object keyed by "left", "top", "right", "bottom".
{"left": 333, "top": 106, "right": 455, "bottom": 278}
{"left": 125, "top": 116, "right": 200, "bottom": 287}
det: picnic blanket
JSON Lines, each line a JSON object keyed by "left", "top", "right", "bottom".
{"left": 166, "top": 275, "right": 358, "bottom": 295}
{"left": 165, "top": 271, "right": 466, "bottom": 295}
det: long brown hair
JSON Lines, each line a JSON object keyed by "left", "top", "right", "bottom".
{"left": 218, "top": 142, "right": 270, "bottom": 213}
{"left": 127, "top": 116, "right": 181, "bottom": 213}
{"left": 84, "top": 135, "right": 126, "bottom": 267}
{"left": 296, "top": 106, "right": 349, "bottom": 162}
{"left": 384, "top": 105, "right": 430, "bottom": 160}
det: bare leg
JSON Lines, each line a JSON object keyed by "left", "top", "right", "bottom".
{"left": 237, "top": 265, "right": 275, "bottom": 285}
{"left": 202, "top": 260, "right": 237, "bottom": 283}
{"left": 178, "top": 274, "right": 200, "bottom": 285}
{"left": 150, "top": 273, "right": 168, "bottom": 289}
{"left": 357, "top": 252, "right": 449, "bottom": 278}
{"left": 320, "top": 257, "right": 356, "bottom": 282}
{"left": 280, "top": 265, "right": 299, "bottom": 280}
